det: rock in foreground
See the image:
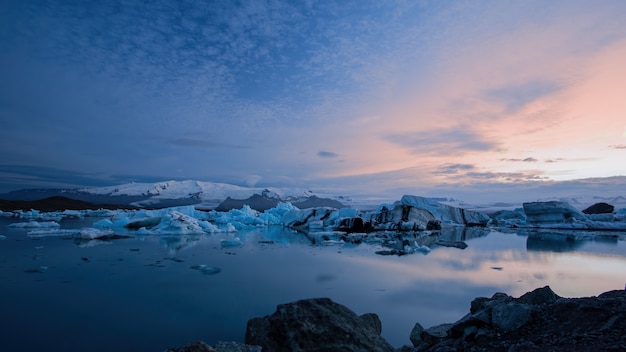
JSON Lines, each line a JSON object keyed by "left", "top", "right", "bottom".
{"left": 168, "top": 287, "right": 625, "bottom": 352}
{"left": 245, "top": 297, "right": 395, "bottom": 352}
{"left": 407, "top": 286, "right": 626, "bottom": 352}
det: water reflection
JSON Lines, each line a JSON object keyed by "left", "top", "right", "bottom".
{"left": 1, "top": 218, "right": 625, "bottom": 351}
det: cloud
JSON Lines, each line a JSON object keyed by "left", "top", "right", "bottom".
{"left": 463, "top": 171, "right": 547, "bottom": 182}
{"left": 609, "top": 144, "right": 626, "bottom": 149}
{"left": 500, "top": 157, "right": 538, "bottom": 162}
{"left": 435, "top": 163, "right": 475, "bottom": 175}
{"left": 0, "top": 164, "right": 124, "bottom": 192}
{"left": 172, "top": 138, "right": 249, "bottom": 149}
{"left": 317, "top": 151, "right": 339, "bottom": 158}
{"left": 386, "top": 127, "right": 498, "bottom": 155}
{"left": 484, "top": 80, "right": 561, "bottom": 114}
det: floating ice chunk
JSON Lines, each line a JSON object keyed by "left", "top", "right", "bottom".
{"left": 27, "top": 229, "right": 77, "bottom": 238}
{"left": 93, "top": 219, "right": 114, "bottom": 228}
{"left": 78, "top": 228, "right": 117, "bottom": 239}
{"left": 151, "top": 211, "right": 208, "bottom": 234}
{"left": 10, "top": 221, "right": 61, "bottom": 228}
{"left": 190, "top": 264, "right": 221, "bottom": 275}
{"left": 0, "top": 234, "right": 6, "bottom": 240}
{"left": 321, "top": 239, "right": 344, "bottom": 245}
{"left": 220, "top": 237, "right": 243, "bottom": 248}
{"left": 260, "top": 202, "right": 297, "bottom": 224}
{"left": 61, "top": 210, "right": 83, "bottom": 219}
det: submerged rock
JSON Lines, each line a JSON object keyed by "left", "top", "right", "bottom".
{"left": 245, "top": 297, "right": 395, "bottom": 352}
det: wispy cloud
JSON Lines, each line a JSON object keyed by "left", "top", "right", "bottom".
{"left": 501, "top": 157, "right": 538, "bottom": 163}
{"left": 317, "top": 151, "right": 339, "bottom": 158}
{"left": 386, "top": 127, "right": 498, "bottom": 155}
{"left": 172, "top": 138, "right": 249, "bottom": 149}
{"left": 484, "top": 80, "right": 561, "bottom": 114}
{"left": 2, "top": 1, "right": 626, "bottom": 196}
{"left": 435, "top": 163, "right": 475, "bottom": 175}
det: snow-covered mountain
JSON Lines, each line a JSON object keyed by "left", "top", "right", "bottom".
{"left": 1, "top": 179, "right": 625, "bottom": 212}
{"left": 0, "top": 180, "right": 358, "bottom": 210}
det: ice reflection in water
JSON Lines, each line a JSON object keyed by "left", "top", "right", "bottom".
{"left": 0, "top": 218, "right": 625, "bottom": 351}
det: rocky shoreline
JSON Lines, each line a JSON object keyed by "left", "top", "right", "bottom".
{"left": 166, "top": 286, "right": 626, "bottom": 352}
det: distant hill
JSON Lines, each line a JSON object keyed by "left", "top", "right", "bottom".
{"left": 0, "top": 196, "right": 137, "bottom": 212}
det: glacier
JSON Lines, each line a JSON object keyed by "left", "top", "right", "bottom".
{"left": 3, "top": 195, "right": 625, "bottom": 248}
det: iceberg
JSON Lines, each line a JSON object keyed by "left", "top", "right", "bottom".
{"left": 9, "top": 221, "right": 61, "bottom": 228}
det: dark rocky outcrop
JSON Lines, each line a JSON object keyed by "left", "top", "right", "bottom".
{"left": 164, "top": 341, "right": 261, "bottom": 352}
{"left": 167, "top": 286, "right": 626, "bottom": 352}
{"left": 245, "top": 297, "right": 395, "bottom": 352}
{"left": 215, "top": 194, "right": 279, "bottom": 212}
{"left": 405, "top": 286, "right": 626, "bottom": 352}
{"left": 292, "top": 196, "right": 345, "bottom": 210}
{"left": 0, "top": 196, "right": 137, "bottom": 212}
{"left": 582, "top": 202, "right": 615, "bottom": 214}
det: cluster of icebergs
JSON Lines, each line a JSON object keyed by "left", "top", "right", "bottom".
{"left": 3, "top": 196, "right": 626, "bottom": 245}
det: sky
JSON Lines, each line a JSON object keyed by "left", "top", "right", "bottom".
{"left": 1, "top": 0, "right": 626, "bottom": 202}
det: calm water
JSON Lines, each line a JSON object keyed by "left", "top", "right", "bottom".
{"left": 1, "top": 217, "right": 625, "bottom": 351}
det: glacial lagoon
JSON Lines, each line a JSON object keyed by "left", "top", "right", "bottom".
{"left": 1, "top": 217, "right": 625, "bottom": 351}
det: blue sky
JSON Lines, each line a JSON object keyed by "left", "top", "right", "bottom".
{"left": 1, "top": 0, "right": 625, "bottom": 201}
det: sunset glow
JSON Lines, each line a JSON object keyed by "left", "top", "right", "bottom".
{"left": 1, "top": 0, "right": 625, "bottom": 201}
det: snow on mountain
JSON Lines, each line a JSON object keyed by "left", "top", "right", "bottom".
{"left": 79, "top": 180, "right": 335, "bottom": 208}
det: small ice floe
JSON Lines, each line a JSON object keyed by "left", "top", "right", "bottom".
{"left": 321, "top": 239, "right": 344, "bottom": 246}
{"left": 27, "top": 229, "right": 77, "bottom": 238}
{"left": 414, "top": 245, "right": 432, "bottom": 254}
{"left": 79, "top": 228, "right": 115, "bottom": 239}
{"left": 10, "top": 221, "right": 60, "bottom": 228}
{"left": 220, "top": 237, "right": 243, "bottom": 248}
{"left": 0, "top": 234, "right": 6, "bottom": 240}
{"left": 190, "top": 265, "right": 221, "bottom": 275}
{"left": 78, "top": 228, "right": 132, "bottom": 240}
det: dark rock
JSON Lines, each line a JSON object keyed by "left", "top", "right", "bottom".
{"left": 245, "top": 297, "right": 395, "bottom": 352}
{"left": 165, "top": 341, "right": 261, "bottom": 352}
{"left": 214, "top": 341, "right": 262, "bottom": 352}
{"left": 517, "top": 286, "right": 559, "bottom": 305}
{"left": 360, "top": 312, "right": 383, "bottom": 335}
{"left": 165, "top": 340, "right": 216, "bottom": 352}
{"left": 215, "top": 194, "right": 279, "bottom": 212}
{"left": 490, "top": 303, "right": 532, "bottom": 331}
{"left": 411, "top": 287, "right": 626, "bottom": 351}
{"left": 409, "top": 322, "right": 424, "bottom": 347}
{"left": 338, "top": 217, "right": 373, "bottom": 232}
{"left": 292, "top": 196, "right": 345, "bottom": 209}
{"left": 0, "top": 195, "right": 138, "bottom": 212}
{"left": 420, "top": 323, "right": 453, "bottom": 346}
{"left": 582, "top": 202, "right": 615, "bottom": 214}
